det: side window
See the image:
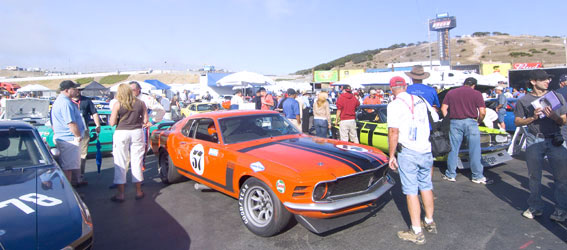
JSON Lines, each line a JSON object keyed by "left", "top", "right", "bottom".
{"left": 182, "top": 119, "right": 197, "bottom": 138}
{"left": 378, "top": 108, "right": 387, "bottom": 123}
{"left": 190, "top": 105, "right": 197, "bottom": 111}
{"left": 195, "top": 118, "right": 218, "bottom": 143}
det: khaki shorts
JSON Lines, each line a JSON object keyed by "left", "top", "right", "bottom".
{"left": 56, "top": 139, "right": 80, "bottom": 170}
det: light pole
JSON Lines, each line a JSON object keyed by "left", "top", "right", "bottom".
{"left": 564, "top": 36, "right": 567, "bottom": 66}
{"left": 428, "top": 18, "right": 432, "bottom": 69}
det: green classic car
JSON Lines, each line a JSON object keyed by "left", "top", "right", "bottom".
{"left": 38, "top": 110, "right": 173, "bottom": 154}
{"left": 331, "top": 104, "right": 513, "bottom": 169}
{"left": 38, "top": 110, "right": 114, "bottom": 154}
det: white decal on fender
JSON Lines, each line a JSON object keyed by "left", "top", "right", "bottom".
{"left": 276, "top": 180, "right": 285, "bottom": 193}
{"left": 190, "top": 144, "right": 205, "bottom": 175}
{"left": 0, "top": 193, "right": 63, "bottom": 215}
{"left": 335, "top": 144, "right": 369, "bottom": 152}
{"left": 250, "top": 162, "right": 265, "bottom": 172}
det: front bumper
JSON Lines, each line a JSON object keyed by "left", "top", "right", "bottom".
{"left": 283, "top": 175, "right": 394, "bottom": 212}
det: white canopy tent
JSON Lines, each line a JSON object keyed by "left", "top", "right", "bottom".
{"left": 216, "top": 71, "right": 275, "bottom": 86}
{"left": 17, "top": 84, "right": 51, "bottom": 92}
{"left": 109, "top": 81, "right": 156, "bottom": 93}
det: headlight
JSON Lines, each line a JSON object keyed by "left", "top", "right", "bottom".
{"left": 313, "top": 182, "right": 335, "bottom": 201}
{"left": 495, "top": 134, "right": 510, "bottom": 143}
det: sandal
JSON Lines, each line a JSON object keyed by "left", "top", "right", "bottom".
{"left": 135, "top": 192, "right": 145, "bottom": 200}
{"left": 110, "top": 195, "right": 125, "bottom": 203}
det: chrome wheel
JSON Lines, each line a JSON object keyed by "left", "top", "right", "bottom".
{"left": 245, "top": 186, "right": 274, "bottom": 227}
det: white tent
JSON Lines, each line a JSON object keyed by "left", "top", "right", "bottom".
{"left": 109, "top": 81, "right": 156, "bottom": 93}
{"left": 216, "top": 71, "right": 275, "bottom": 86}
{"left": 16, "top": 84, "right": 51, "bottom": 92}
{"left": 333, "top": 72, "right": 412, "bottom": 88}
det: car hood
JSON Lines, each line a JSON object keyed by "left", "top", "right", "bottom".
{"left": 0, "top": 165, "right": 83, "bottom": 249}
{"left": 238, "top": 137, "right": 388, "bottom": 180}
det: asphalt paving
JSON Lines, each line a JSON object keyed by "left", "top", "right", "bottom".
{"left": 77, "top": 154, "right": 567, "bottom": 250}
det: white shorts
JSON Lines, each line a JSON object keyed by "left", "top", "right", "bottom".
{"left": 56, "top": 139, "right": 81, "bottom": 170}
{"left": 113, "top": 129, "right": 145, "bottom": 184}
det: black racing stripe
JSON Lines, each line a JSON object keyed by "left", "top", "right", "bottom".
{"left": 237, "top": 140, "right": 283, "bottom": 153}
{"left": 176, "top": 165, "right": 234, "bottom": 193}
{"left": 362, "top": 152, "right": 387, "bottom": 165}
{"left": 276, "top": 142, "right": 362, "bottom": 172}
{"left": 365, "top": 123, "right": 377, "bottom": 147}
{"left": 279, "top": 138, "right": 382, "bottom": 171}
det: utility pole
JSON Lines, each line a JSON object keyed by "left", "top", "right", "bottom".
{"left": 428, "top": 18, "right": 432, "bottom": 69}
{"left": 564, "top": 36, "right": 567, "bottom": 66}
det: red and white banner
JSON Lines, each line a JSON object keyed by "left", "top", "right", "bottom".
{"left": 513, "top": 63, "right": 542, "bottom": 70}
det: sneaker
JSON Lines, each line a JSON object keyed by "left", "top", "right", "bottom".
{"left": 550, "top": 209, "right": 567, "bottom": 222}
{"left": 421, "top": 220, "right": 437, "bottom": 234}
{"left": 522, "top": 208, "right": 543, "bottom": 219}
{"left": 397, "top": 229, "right": 426, "bottom": 245}
{"left": 442, "top": 175, "right": 456, "bottom": 182}
{"left": 471, "top": 177, "right": 494, "bottom": 185}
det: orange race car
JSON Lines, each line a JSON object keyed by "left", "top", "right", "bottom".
{"left": 150, "top": 110, "right": 394, "bottom": 236}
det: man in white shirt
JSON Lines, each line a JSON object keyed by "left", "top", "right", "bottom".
{"left": 230, "top": 90, "right": 244, "bottom": 110}
{"left": 129, "top": 81, "right": 165, "bottom": 123}
{"left": 387, "top": 76, "right": 438, "bottom": 245}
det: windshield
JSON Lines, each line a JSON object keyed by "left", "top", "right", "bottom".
{"left": 197, "top": 104, "right": 222, "bottom": 111}
{"left": 219, "top": 114, "right": 300, "bottom": 144}
{"left": 0, "top": 129, "right": 51, "bottom": 169}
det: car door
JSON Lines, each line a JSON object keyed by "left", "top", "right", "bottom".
{"left": 177, "top": 118, "right": 229, "bottom": 190}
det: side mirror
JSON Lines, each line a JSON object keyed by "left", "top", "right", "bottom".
{"left": 89, "top": 133, "right": 98, "bottom": 142}
{"left": 211, "top": 133, "right": 219, "bottom": 143}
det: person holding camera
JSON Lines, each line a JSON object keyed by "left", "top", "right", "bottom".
{"left": 514, "top": 70, "right": 567, "bottom": 222}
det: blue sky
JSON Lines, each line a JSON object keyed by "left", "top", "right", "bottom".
{"left": 1, "top": 0, "right": 565, "bottom": 75}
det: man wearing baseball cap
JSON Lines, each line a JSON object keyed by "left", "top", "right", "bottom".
{"left": 51, "top": 80, "right": 85, "bottom": 183}
{"left": 514, "top": 69, "right": 567, "bottom": 222}
{"left": 441, "top": 77, "right": 489, "bottom": 184}
{"left": 495, "top": 86, "right": 507, "bottom": 131}
{"left": 406, "top": 65, "right": 440, "bottom": 109}
{"left": 387, "top": 76, "right": 438, "bottom": 244}
{"left": 335, "top": 85, "right": 360, "bottom": 143}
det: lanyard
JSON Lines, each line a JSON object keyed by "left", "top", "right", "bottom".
{"left": 398, "top": 95, "right": 415, "bottom": 120}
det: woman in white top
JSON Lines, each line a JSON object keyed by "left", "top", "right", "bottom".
{"left": 230, "top": 90, "right": 244, "bottom": 110}
{"left": 312, "top": 91, "right": 331, "bottom": 138}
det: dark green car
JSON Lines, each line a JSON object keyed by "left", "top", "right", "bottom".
{"left": 331, "top": 104, "right": 513, "bottom": 169}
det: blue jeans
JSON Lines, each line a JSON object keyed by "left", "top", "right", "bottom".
{"left": 446, "top": 118, "right": 484, "bottom": 180}
{"left": 397, "top": 147, "right": 434, "bottom": 195}
{"left": 524, "top": 134, "right": 567, "bottom": 211}
{"left": 314, "top": 119, "right": 329, "bottom": 138}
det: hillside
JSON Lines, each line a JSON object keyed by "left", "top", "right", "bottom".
{"left": 1, "top": 72, "right": 201, "bottom": 90}
{"left": 295, "top": 35, "right": 566, "bottom": 74}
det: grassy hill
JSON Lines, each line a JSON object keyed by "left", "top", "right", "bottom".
{"left": 295, "top": 34, "right": 566, "bottom": 74}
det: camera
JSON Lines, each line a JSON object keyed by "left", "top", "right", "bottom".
{"left": 551, "top": 133, "right": 564, "bottom": 147}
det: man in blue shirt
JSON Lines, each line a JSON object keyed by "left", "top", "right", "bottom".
{"left": 282, "top": 88, "right": 301, "bottom": 129}
{"left": 52, "top": 80, "right": 85, "bottom": 182}
{"left": 495, "top": 86, "right": 507, "bottom": 131}
{"left": 406, "top": 65, "right": 440, "bottom": 110}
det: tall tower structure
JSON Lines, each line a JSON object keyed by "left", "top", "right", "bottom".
{"left": 429, "top": 13, "right": 457, "bottom": 66}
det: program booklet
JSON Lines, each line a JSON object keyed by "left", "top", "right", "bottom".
{"left": 531, "top": 91, "right": 562, "bottom": 118}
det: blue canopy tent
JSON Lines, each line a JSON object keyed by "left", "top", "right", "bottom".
{"left": 144, "top": 79, "right": 171, "bottom": 90}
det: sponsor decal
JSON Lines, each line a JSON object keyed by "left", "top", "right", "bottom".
{"left": 513, "top": 63, "right": 542, "bottom": 70}
{"left": 250, "top": 162, "right": 265, "bottom": 172}
{"left": 335, "top": 144, "right": 369, "bottom": 153}
{"left": 276, "top": 180, "right": 285, "bottom": 193}
{"left": 190, "top": 144, "right": 205, "bottom": 175}
{"left": 208, "top": 148, "right": 219, "bottom": 157}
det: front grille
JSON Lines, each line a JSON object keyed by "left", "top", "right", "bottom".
{"left": 460, "top": 133, "right": 510, "bottom": 149}
{"left": 314, "top": 165, "right": 388, "bottom": 201}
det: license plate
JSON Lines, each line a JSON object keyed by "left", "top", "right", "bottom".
{"left": 481, "top": 150, "right": 512, "bottom": 166}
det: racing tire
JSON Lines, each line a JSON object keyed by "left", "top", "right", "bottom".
{"left": 238, "top": 177, "right": 292, "bottom": 237}
{"left": 158, "top": 149, "right": 185, "bottom": 184}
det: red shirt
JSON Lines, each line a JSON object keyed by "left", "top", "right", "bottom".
{"left": 261, "top": 94, "right": 274, "bottom": 110}
{"left": 363, "top": 95, "right": 382, "bottom": 105}
{"left": 443, "top": 86, "right": 485, "bottom": 119}
{"left": 336, "top": 92, "right": 360, "bottom": 120}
